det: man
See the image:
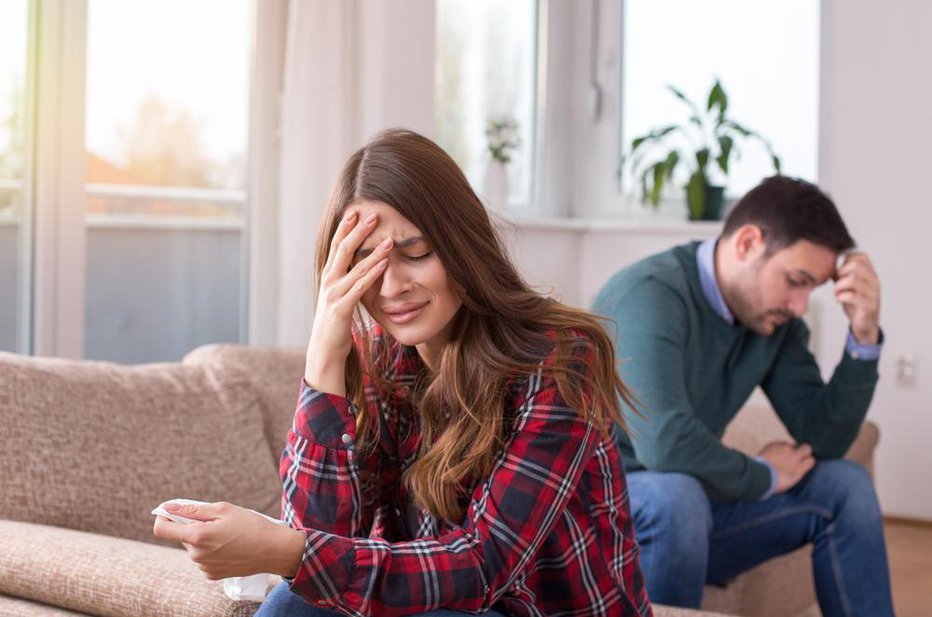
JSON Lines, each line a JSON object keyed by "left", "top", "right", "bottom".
{"left": 592, "top": 176, "right": 893, "bottom": 616}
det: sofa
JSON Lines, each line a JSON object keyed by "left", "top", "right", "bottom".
{"left": 0, "top": 345, "right": 878, "bottom": 617}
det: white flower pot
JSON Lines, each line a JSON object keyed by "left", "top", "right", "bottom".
{"left": 482, "top": 160, "right": 509, "bottom": 211}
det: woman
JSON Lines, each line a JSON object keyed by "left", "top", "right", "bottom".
{"left": 154, "top": 129, "right": 651, "bottom": 616}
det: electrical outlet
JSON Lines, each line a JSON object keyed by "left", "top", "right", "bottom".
{"left": 896, "top": 352, "right": 917, "bottom": 386}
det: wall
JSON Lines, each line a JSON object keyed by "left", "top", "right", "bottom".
{"left": 816, "top": 0, "right": 932, "bottom": 519}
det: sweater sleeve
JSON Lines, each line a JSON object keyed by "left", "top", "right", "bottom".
{"left": 598, "top": 279, "right": 772, "bottom": 501}
{"left": 761, "top": 319, "right": 878, "bottom": 459}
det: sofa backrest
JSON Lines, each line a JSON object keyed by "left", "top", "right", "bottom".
{"left": 182, "top": 344, "right": 305, "bottom": 461}
{"left": 0, "top": 352, "right": 282, "bottom": 546}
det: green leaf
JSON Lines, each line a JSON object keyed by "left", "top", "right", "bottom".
{"left": 717, "top": 135, "right": 734, "bottom": 174}
{"left": 686, "top": 171, "right": 705, "bottom": 219}
{"left": 695, "top": 148, "right": 710, "bottom": 171}
{"left": 724, "top": 120, "right": 752, "bottom": 137}
{"left": 663, "top": 151, "right": 680, "bottom": 179}
{"left": 651, "top": 161, "right": 666, "bottom": 206}
{"left": 772, "top": 154, "right": 782, "bottom": 174}
{"left": 667, "top": 85, "right": 702, "bottom": 119}
{"left": 707, "top": 79, "right": 728, "bottom": 120}
{"left": 628, "top": 125, "right": 679, "bottom": 155}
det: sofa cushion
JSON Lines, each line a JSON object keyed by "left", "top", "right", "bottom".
{"left": 0, "top": 520, "right": 262, "bottom": 617}
{"left": 0, "top": 594, "right": 89, "bottom": 616}
{"left": 183, "top": 344, "right": 305, "bottom": 462}
{"left": 0, "top": 352, "right": 281, "bottom": 545}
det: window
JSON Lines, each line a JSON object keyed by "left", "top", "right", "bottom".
{"left": 621, "top": 0, "right": 820, "bottom": 201}
{"left": 435, "top": 0, "right": 538, "bottom": 207}
{"left": 84, "top": 0, "right": 251, "bottom": 362}
{"left": 0, "top": 0, "right": 30, "bottom": 353}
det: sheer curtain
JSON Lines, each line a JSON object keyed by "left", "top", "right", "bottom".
{"left": 270, "top": 0, "right": 434, "bottom": 346}
{"left": 274, "top": 0, "right": 359, "bottom": 346}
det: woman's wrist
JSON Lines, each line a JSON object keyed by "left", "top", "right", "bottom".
{"left": 272, "top": 526, "right": 307, "bottom": 578}
{"left": 304, "top": 355, "right": 347, "bottom": 397}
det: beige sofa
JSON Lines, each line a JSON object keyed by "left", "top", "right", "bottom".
{"left": 0, "top": 345, "right": 877, "bottom": 617}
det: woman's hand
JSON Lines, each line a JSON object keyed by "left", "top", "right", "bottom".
{"left": 305, "top": 211, "right": 393, "bottom": 396}
{"left": 152, "top": 501, "right": 306, "bottom": 580}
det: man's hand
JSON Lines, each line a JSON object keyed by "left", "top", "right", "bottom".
{"left": 834, "top": 252, "right": 881, "bottom": 345}
{"left": 758, "top": 441, "right": 816, "bottom": 493}
{"left": 153, "top": 501, "right": 306, "bottom": 580}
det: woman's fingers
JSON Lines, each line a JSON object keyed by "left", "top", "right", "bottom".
{"left": 323, "top": 211, "right": 357, "bottom": 274}
{"left": 346, "top": 257, "right": 390, "bottom": 303}
{"left": 333, "top": 237, "right": 393, "bottom": 298}
{"left": 326, "top": 211, "right": 378, "bottom": 278}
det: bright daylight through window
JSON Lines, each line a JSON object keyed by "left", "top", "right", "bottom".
{"left": 0, "top": 0, "right": 29, "bottom": 353}
{"left": 436, "top": 0, "right": 537, "bottom": 208}
{"left": 84, "top": 0, "right": 251, "bottom": 363}
{"left": 622, "top": 0, "right": 819, "bottom": 207}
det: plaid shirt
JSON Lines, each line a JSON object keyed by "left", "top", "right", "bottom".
{"left": 280, "top": 327, "right": 652, "bottom": 616}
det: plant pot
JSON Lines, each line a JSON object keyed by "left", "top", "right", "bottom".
{"left": 687, "top": 184, "right": 726, "bottom": 221}
{"left": 482, "top": 160, "right": 509, "bottom": 211}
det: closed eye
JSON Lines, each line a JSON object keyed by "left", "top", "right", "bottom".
{"left": 403, "top": 251, "right": 433, "bottom": 262}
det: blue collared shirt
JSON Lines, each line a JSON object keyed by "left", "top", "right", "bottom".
{"left": 695, "top": 237, "right": 882, "bottom": 498}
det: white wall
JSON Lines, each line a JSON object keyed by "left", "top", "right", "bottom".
{"left": 816, "top": 0, "right": 932, "bottom": 519}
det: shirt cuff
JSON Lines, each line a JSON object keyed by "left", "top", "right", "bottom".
{"left": 754, "top": 456, "right": 778, "bottom": 500}
{"left": 293, "top": 381, "right": 358, "bottom": 449}
{"left": 845, "top": 328, "right": 883, "bottom": 361}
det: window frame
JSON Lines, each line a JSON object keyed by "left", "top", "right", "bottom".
{"left": 20, "top": 0, "right": 284, "bottom": 358}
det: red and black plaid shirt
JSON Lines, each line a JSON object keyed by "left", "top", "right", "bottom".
{"left": 280, "top": 326, "right": 652, "bottom": 616}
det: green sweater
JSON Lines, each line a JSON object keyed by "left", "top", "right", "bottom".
{"left": 592, "top": 242, "right": 879, "bottom": 501}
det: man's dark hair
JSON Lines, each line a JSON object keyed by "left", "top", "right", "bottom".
{"left": 722, "top": 175, "right": 855, "bottom": 254}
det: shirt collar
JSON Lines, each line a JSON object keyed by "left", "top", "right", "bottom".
{"left": 697, "top": 237, "right": 734, "bottom": 325}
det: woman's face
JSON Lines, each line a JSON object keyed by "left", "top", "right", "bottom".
{"left": 346, "top": 200, "right": 462, "bottom": 369}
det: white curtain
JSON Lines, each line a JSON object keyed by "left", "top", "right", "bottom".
{"left": 275, "top": 0, "right": 360, "bottom": 346}
{"left": 267, "top": 0, "right": 434, "bottom": 346}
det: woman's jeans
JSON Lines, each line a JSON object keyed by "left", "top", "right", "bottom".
{"left": 255, "top": 581, "right": 506, "bottom": 617}
{"left": 627, "top": 459, "right": 894, "bottom": 617}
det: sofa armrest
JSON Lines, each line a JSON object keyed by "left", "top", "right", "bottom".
{"left": 722, "top": 405, "right": 880, "bottom": 476}
{"left": 844, "top": 420, "right": 880, "bottom": 476}
{"left": 0, "top": 520, "right": 264, "bottom": 617}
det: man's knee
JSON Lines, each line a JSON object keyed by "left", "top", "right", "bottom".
{"left": 628, "top": 472, "right": 713, "bottom": 544}
{"left": 802, "top": 459, "right": 881, "bottom": 521}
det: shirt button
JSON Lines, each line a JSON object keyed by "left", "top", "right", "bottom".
{"left": 851, "top": 351, "right": 861, "bottom": 359}
{"left": 341, "top": 433, "right": 352, "bottom": 444}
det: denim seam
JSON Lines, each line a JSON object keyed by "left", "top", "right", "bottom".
{"left": 709, "top": 504, "right": 834, "bottom": 541}
{"left": 825, "top": 523, "right": 855, "bottom": 617}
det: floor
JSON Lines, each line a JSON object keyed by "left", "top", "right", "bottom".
{"left": 886, "top": 519, "right": 932, "bottom": 617}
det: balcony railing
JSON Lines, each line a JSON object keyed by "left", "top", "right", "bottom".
{"left": 0, "top": 182, "right": 247, "bottom": 361}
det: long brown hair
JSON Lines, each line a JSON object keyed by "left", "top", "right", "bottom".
{"left": 316, "top": 129, "right": 637, "bottom": 521}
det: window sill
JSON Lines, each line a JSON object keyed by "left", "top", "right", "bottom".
{"left": 494, "top": 211, "right": 723, "bottom": 235}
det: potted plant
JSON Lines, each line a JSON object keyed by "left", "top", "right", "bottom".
{"left": 624, "top": 79, "right": 782, "bottom": 220}
{"left": 482, "top": 115, "right": 520, "bottom": 210}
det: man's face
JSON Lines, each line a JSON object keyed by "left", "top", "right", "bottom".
{"left": 725, "top": 239, "right": 838, "bottom": 336}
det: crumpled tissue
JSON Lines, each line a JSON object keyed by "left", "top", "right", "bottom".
{"left": 151, "top": 498, "right": 284, "bottom": 602}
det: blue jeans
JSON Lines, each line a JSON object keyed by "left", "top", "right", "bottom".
{"left": 255, "top": 581, "right": 507, "bottom": 617}
{"left": 627, "top": 460, "right": 894, "bottom": 616}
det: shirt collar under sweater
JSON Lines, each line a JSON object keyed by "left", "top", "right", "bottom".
{"left": 697, "top": 236, "right": 734, "bottom": 325}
